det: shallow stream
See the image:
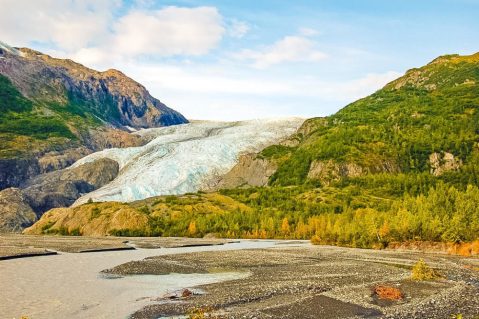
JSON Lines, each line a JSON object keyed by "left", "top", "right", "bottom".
{"left": 0, "top": 240, "right": 302, "bottom": 319}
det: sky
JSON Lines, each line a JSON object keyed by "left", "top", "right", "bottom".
{"left": 1, "top": 0, "right": 478, "bottom": 121}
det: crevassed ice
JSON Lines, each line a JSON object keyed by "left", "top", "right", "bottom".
{"left": 72, "top": 118, "right": 304, "bottom": 205}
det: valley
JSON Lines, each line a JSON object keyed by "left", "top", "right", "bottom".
{"left": 1, "top": 21, "right": 479, "bottom": 319}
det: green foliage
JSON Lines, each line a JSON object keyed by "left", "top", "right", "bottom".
{"left": 259, "top": 144, "right": 295, "bottom": 160}
{"left": 0, "top": 114, "right": 76, "bottom": 139}
{"left": 0, "top": 75, "right": 32, "bottom": 113}
{"left": 411, "top": 259, "right": 441, "bottom": 280}
{"left": 90, "top": 207, "right": 102, "bottom": 220}
{"left": 0, "top": 75, "right": 76, "bottom": 140}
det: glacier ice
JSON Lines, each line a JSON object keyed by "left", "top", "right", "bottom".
{"left": 0, "top": 41, "right": 23, "bottom": 56}
{"left": 72, "top": 118, "right": 304, "bottom": 204}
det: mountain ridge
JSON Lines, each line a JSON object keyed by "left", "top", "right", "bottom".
{"left": 0, "top": 44, "right": 188, "bottom": 190}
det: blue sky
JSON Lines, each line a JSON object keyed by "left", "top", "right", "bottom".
{"left": 1, "top": 0, "right": 478, "bottom": 120}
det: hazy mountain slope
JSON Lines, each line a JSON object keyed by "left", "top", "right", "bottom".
{"left": 0, "top": 43, "right": 187, "bottom": 189}
{"left": 71, "top": 119, "right": 304, "bottom": 204}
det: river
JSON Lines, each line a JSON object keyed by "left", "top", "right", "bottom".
{"left": 0, "top": 240, "right": 305, "bottom": 319}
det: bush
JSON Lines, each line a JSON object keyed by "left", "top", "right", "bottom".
{"left": 373, "top": 285, "right": 403, "bottom": 300}
{"left": 411, "top": 259, "right": 441, "bottom": 280}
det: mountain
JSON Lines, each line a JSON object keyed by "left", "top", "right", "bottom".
{"left": 265, "top": 52, "right": 479, "bottom": 186}
{"left": 0, "top": 43, "right": 187, "bottom": 189}
{"left": 26, "top": 52, "right": 479, "bottom": 246}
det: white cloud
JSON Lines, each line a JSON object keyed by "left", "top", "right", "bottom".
{"left": 0, "top": 0, "right": 117, "bottom": 50}
{"left": 234, "top": 35, "right": 327, "bottom": 68}
{"left": 299, "top": 27, "right": 320, "bottom": 36}
{"left": 228, "top": 20, "right": 250, "bottom": 38}
{"left": 0, "top": 2, "right": 225, "bottom": 66}
{"left": 112, "top": 7, "right": 225, "bottom": 57}
{"left": 121, "top": 60, "right": 401, "bottom": 120}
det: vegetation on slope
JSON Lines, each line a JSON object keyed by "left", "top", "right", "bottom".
{"left": 0, "top": 74, "right": 91, "bottom": 158}
{"left": 267, "top": 53, "right": 479, "bottom": 186}
{"left": 27, "top": 183, "right": 479, "bottom": 251}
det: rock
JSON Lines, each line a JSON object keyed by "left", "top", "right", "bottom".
{"left": 22, "top": 158, "right": 119, "bottom": 214}
{"left": 83, "top": 128, "right": 146, "bottom": 150}
{"left": 307, "top": 160, "right": 364, "bottom": 185}
{"left": 307, "top": 158, "right": 401, "bottom": 184}
{"left": 208, "top": 153, "right": 277, "bottom": 190}
{"left": 0, "top": 157, "right": 40, "bottom": 190}
{"left": 429, "top": 152, "right": 462, "bottom": 176}
{"left": 0, "top": 188, "right": 36, "bottom": 233}
{"left": 38, "top": 147, "right": 92, "bottom": 173}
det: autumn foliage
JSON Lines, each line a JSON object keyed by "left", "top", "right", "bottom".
{"left": 373, "top": 285, "right": 403, "bottom": 300}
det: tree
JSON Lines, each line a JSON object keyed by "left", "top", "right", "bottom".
{"left": 281, "top": 217, "right": 290, "bottom": 236}
{"left": 187, "top": 221, "right": 197, "bottom": 236}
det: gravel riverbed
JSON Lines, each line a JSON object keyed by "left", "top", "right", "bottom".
{"left": 106, "top": 244, "right": 479, "bottom": 319}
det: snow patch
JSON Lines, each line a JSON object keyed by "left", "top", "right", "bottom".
{"left": 72, "top": 118, "right": 304, "bottom": 204}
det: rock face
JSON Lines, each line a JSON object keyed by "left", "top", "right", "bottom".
{"left": 0, "top": 158, "right": 41, "bottom": 190}
{"left": 307, "top": 159, "right": 400, "bottom": 184}
{"left": 209, "top": 153, "right": 277, "bottom": 190}
{"left": 429, "top": 152, "right": 462, "bottom": 176}
{"left": 307, "top": 160, "right": 364, "bottom": 185}
{"left": 0, "top": 158, "right": 120, "bottom": 232}
{"left": 0, "top": 47, "right": 188, "bottom": 128}
{"left": 22, "top": 158, "right": 119, "bottom": 214}
{"left": 0, "top": 188, "right": 36, "bottom": 233}
{"left": 37, "top": 147, "right": 92, "bottom": 173}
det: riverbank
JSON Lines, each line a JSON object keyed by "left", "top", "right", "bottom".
{"left": 0, "top": 234, "right": 231, "bottom": 257}
{"left": 115, "top": 244, "right": 479, "bottom": 319}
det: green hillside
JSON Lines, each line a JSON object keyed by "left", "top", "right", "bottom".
{"left": 0, "top": 74, "right": 81, "bottom": 158}
{"left": 267, "top": 53, "right": 479, "bottom": 187}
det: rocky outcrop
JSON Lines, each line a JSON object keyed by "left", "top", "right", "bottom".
{"left": 0, "top": 128, "right": 146, "bottom": 190}
{"left": 0, "top": 158, "right": 40, "bottom": 190}
{"left": 307, "top": 159, "right": 402, "bottom": 184}
{"left": 37, "top": 147, "right": 92, "bottom": 173}
{"left": 208, "top": 153, "right": 277, "bottom": 190}
{"left": 307, "top": 160, "right": 364, "bottom": 185}
{"left": 83, "top": 128, "right": 146, "bottom": 150}
{"left": 0, "top": 47, "right": 188, "bottom": 129}
{"left": 429, "top": 152, "right": 462, "bottom": 176}
{"left": 21, "top": 158, "right": 119, "bottom": 214}
{"left": 0, "top": 188, "right": 36, "bottom": 233}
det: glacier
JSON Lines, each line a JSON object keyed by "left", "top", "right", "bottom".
{"left": 72, "top": 118, "right": 304, "bottom": 204}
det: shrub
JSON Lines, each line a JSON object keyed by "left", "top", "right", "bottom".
{"left": 411, "top": 259, "right": 441, "bottom": 280}
{"left": 373, "top": 285, "right": 403, "bottom": 300}
{"left": 311, "top": 235, "right": 321, "bottom": 245}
